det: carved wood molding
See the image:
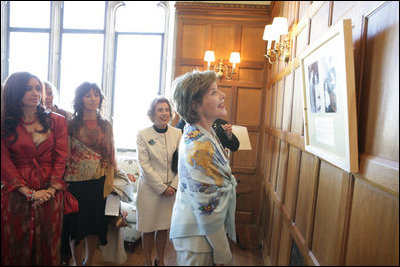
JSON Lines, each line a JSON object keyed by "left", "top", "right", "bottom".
{"left": 175, "top": 1, "right": 269, "bottom": 11}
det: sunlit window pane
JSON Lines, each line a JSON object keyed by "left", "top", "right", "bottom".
{"left": 113, "top": 35, "right": 163, "bottom": 149}
{"left": 63, "top": 1, "right": 105, "bottom": 30}
{"left": 116, "top": 1, "right": 165, "bottom": 33}
{"left": 8, "top": 32, "right": 49, "bottom": 81}
{"left": 59, "top": 34, "right": 104, "bottom": 111}
{"left": 9, "top": 1, "right": 51, "bottom": 28}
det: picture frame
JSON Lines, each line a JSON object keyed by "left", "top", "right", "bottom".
{"left": 299, "top": 19, "right": 358, "bottom": 173}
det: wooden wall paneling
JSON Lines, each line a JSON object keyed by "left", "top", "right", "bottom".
{"left": 309, "top": 1, "right": 330, "bottom": 44}
{"left": 266, "top": 134, "right": 275, "bottom": 183}
{"left": 298, "top": 1, "right": 311, "bottom": 21}
{"left": 275, "top": 79, "right": 285, "bottom": 129}
{"left": 331, "top": 1, "right": 356, "bottom": 26}
{"left": 235, "top": 173, "right": 257, "bottom": 224}
{"left": 294, "top": 152, "right": 319, "bottom": 247}
{"left": 264, "top": 86, "right": 272, "bottom": 127}
{"left": 282, "top": 72, "right": 294, "bottom": 132}
{"left": 270, "top": 83, "right": 277, "bottom": 127}
{"left": 241, "top": 25, "right": 266, "bottom": 62}
{"left": 240, "top": 68, "right": 264, "bottom": 82}
{"left": 358, "top": 154, "right": 399, "bottom": 195}
{"left": 178, "top": 65, "right": 202, "bottom": 76}
{"left": 345, "top": 178, "right": 399, "bottom": 266}
{"left": 232, "top": 131, "right": 259, "bottom": 168}
{"left": 358, "top": 1, "right": 399, "bottom": 162}
{"left": 284, "top": 146, "right": 302, "bottom": 220}
{"left": 270, "top": 138, "right": 281, "bottom": 191}
{"left": 276, "top": 139, "right": 290, "bottom": 200}
{"left": 311, "top": 161, "right": 351, "bottom": 266}
{"left": 290, "top": 67, "right": 304, "bottom": 135}
{"left": 263, "top": 188, "right": 275, "bottom": 256}
{"left": 259, "top": 187, "right": 270, "bottom": 262}
{"left": 211, "top": 24, "right": 236, "bottom": 61}
{"left": 181, "top": 23, "right": 207, "bottom": 59}
{"left": 269, "top": 204, "right": 283, "bottom": 265}
{"left": 277, "top": 220, "right": 292, "bottom": 266}
{"left": 294, "top": 19, "right": 310, "bottom": 58}
{"left": 235, "top": 87, "right": 262, "bottom": 126}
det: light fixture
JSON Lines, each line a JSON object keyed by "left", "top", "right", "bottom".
{"left": 203, "top": 51, "right": 240, "bottom": 80}
{"left": 263, "top": 17, "right": 291, "bottom": 64}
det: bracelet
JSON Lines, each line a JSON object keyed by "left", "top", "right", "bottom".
{"left": 27, "top": 189, "right": 35, "bottom": 202}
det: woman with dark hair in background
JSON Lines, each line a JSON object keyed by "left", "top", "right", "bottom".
{"left": 136, "top": 96, "right": 182, "bottom": 266}
{"left": 62, "top": 82, "right": 118, "bottom": 266}
{"left": 1, "top": 72, "right": 68, "bottom": 265}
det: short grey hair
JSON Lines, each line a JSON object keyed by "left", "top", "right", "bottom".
{"left": 172, "top": 70, "right": 217, "bottom": 124}
{"left": 147, "top": 96, "right": 173, "bottom": 122}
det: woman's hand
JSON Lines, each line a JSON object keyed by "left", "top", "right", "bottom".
{"left": 221, "top": 124, "right": 233, "bottom": 140}
{"left": 31, "top": 189, "right": 53, "bottom": 207}
{"left": 162, "top": 186, "right": 176, "bottom": 197}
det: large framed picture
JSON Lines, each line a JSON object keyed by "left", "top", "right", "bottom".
{"left": 299, "top": 19, "right": 358, "bottom": 173}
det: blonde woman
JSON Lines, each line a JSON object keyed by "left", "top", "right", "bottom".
{"left": 170, "top": 70, "right": 237, "bottom": 266}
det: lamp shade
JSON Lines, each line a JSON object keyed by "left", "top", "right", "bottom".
{"left": 272, "top": 17, "right": 288, "bottom": 35}
{"left": 204, "top": 50, "right": 215, "bottom": 62}
{"left": 229, "top": 52, "right": 241, "bottom": 64}
{"left": 263, "top": 24, "right": 280, "bottom": 41}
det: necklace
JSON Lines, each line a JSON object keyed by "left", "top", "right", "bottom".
{"left": 21, "top": 117, "right": 38, "bottom": 126}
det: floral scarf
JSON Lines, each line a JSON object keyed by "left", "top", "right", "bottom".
{"left": 170, "top": 123, "right": 237, "bottom": 242}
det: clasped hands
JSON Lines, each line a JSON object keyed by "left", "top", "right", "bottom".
{"left": 31, "top": 187, "right": 56, "bottom": 208}
{"left": 162, "top": 186, "right": 176, "bottom": 197}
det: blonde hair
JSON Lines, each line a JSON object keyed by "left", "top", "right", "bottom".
{"left": 172, "top": 70, "right": 217, "bottom": 124}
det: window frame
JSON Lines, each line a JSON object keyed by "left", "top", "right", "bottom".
{"left": 1, "top": 1, "right": 173, "bottom": 152}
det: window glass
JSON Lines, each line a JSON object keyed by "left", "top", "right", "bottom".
{"left": 9, "top": 1, "right": 51, "bottom": 28}
{"left": 116, "top": 1, "right": 165, "bottom": 33}
{"left": 59, "top": 34, "right": 104, "bottom": 111}
{"left": 63, "top": 1, "right": 105, "bottom": 30}
{"left": 8, "top": 32, "right": 49, "bottom": 81}
{"left": 113, "top": 34, "right": 163, "bottom": 149}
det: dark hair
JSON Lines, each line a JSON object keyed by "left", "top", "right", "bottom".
{"left": 1, "top": 72, "right": 50, "bottom": 144}
{"left": 147, "top": 97, "right": 173, "bottom": 122}
{"left": 172, "top": 70, "right": 218, "bottom": 124}
{"left": 68, "top": 82, "right": 107, "bottom": 136}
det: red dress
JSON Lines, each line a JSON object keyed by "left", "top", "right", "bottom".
{"left": 1, "top": 113, "right": 68, "bottom": 266}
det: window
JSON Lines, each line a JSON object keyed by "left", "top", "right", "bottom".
{"left": 7, "top": 1, "right": 51, "bottom": 81}
{"left": 1, "top": 1, "right": 172, "bottom": 151}
{"left": 113, "top": 1, "right": 166, "bottom": 150}
{"left": 59, "top": 1, "right": 105, "bottom": 111}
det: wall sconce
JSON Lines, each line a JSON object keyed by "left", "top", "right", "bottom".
{"left": 263, "top": 17, "right": 291, "bottom": 64}
{"left": 204, "top": 51, "right": 241, "bottom": 80}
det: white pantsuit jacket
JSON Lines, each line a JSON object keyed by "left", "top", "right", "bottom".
{"left": 136, "top": 125, "right": 182, "bottom": 232}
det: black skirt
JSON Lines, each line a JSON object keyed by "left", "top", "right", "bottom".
{"left": 61, "top": 176, "right": 108, "bottom": 247}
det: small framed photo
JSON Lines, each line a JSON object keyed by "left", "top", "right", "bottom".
{"left": 299, "top": 19, "right": 358, "bottom": 173}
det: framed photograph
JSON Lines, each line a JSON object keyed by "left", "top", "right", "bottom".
{"left": 299, "top": 19, "right": 358, "bottom": 173}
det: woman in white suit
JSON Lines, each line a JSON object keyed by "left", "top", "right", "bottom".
{"left": 136, "top": 97, "right": 182, "bottom": 266}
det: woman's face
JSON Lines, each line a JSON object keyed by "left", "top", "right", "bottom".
{"left": 45, "top": 86, "right": 54, "bottom": 108}
{"left": 196, "top": 82, "right": 226, "bottom": 123}
{"left": 21, "top": 78, "right": 42, "bottom": 108}
{"left": 153, "top": 102, "right": 170, "bottom": 129}
{"left": 82, "top": 89, "right": 100, "bottom": 112}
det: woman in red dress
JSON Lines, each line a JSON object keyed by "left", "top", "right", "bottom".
{"left": 1, "top": 72, "right": 68, "bottom": 265}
